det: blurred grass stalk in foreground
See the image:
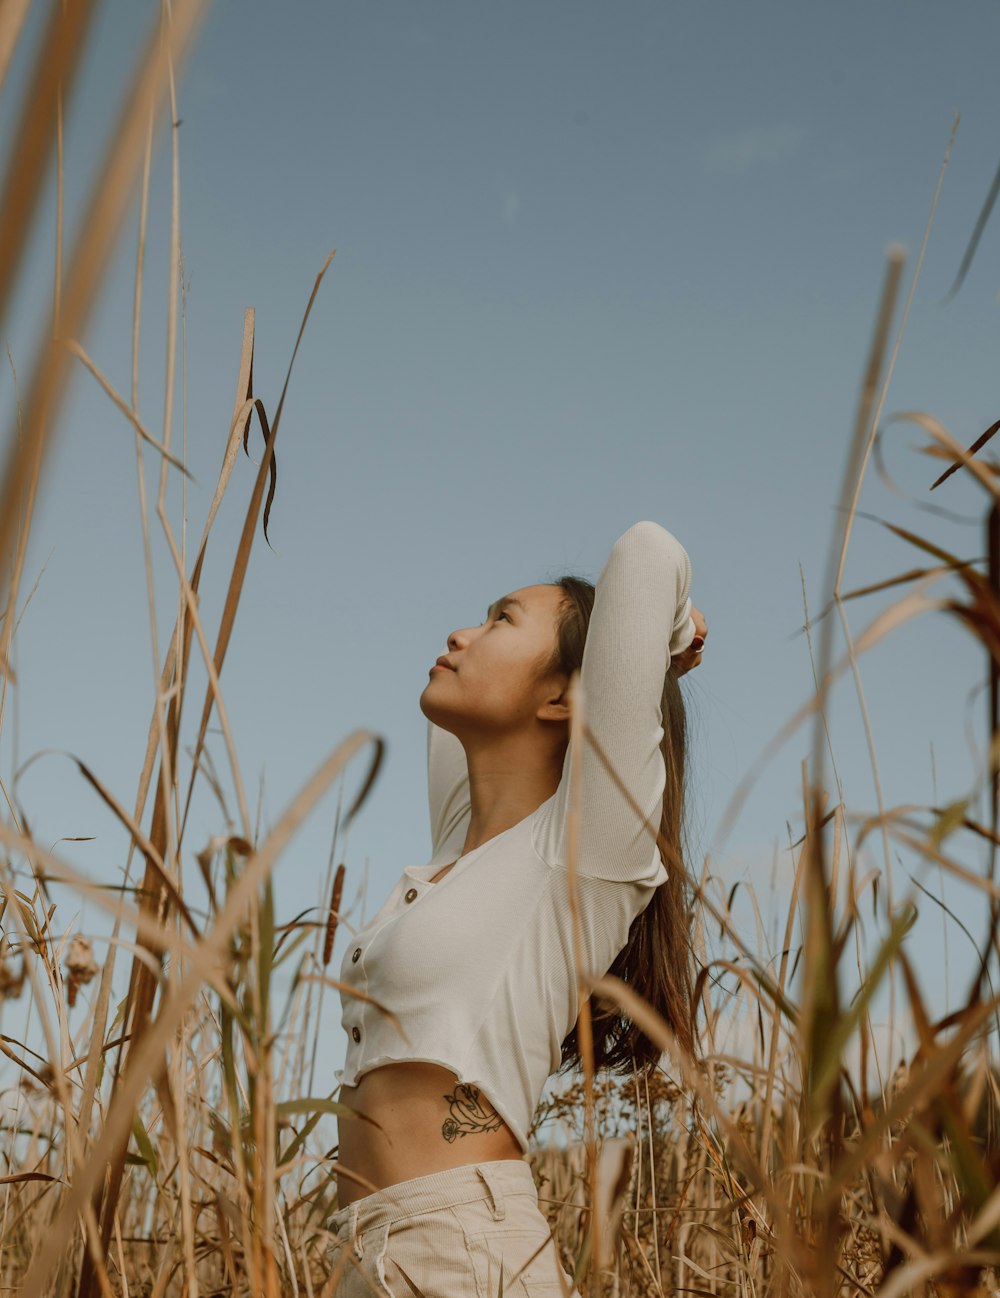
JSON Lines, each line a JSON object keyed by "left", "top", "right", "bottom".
{"left": 2, "top": 4, "right": 1000, "bottom": 1296}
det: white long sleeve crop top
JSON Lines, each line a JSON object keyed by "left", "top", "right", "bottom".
{"left": 333, "top": 521, "right": 696, "bottom": 1152}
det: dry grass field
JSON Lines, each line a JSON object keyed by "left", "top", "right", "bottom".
{"left": 2, "top": 5, "right": 1000, "bottom": 1296}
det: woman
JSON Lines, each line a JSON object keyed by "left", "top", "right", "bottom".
{"left": 328, "top": 520, "right": 706, "bottom": 1296}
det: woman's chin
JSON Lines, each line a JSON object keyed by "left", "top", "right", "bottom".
{"left": 419, "top": 683, "right": 448, "bottom": 724}
{"left": 419, "top": 688, "right": 464, "bottom": 735}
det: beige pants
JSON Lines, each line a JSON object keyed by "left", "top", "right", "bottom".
{"left": 326, "top": 1158, "right": 580, "bottom": 1296}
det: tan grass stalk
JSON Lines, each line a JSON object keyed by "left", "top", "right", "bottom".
{"left": 323, "top": 863, "right": 346, "bottom": 967}
{"left": 20, "top": 729, "right": 382, "bottom": 1296}
{"left": 0, "top": 0, "right": 98, "bottom": 333}
{"left": 119, "top": 308, "right": 255, "bottom": 920}
{"left": 0, "top": 0, "right": 205, "bottom": 593}
{"left": 758, "top": 799, "right": 807, "bottom": 1173}
{"left": 891, "top": 411, "right": 1000, "bottom": 502}
{"left": 69, "top": 754, "right": 200, "bottom": 943}
{"left": 65, "top": 338, "right": 191, "bottom": 475}
{"left": 166, "top": 971, "right": 196, "bottom": 1292}
{"left": 0, "top": 0, "right": 33, "bottom": 94}
{"left": 88, "top": 302, "right": 260, "bottom": 1286}
{"left": 642, "top": 1067, "right": 662, "bottom": 1288}
{"left": 835, "top": 119, "right": 958, "bottom": 589}
{"left": 828, "top": 115, "right": 955, "bottom": 1004}
{"left": 564, "top": 672, "right": 599, "bottom": 1293}
{"left": 179, "top": 251, "right": 335, "bottom": 844}
{"left": 804, "top": 256, "right": 905, "bottom": 1177}
{"left": 821, "top": 124, "right": 961, "bottom": 1119}
{"left": 131, "top": 106, "right": 154, "bottom": 412}
{"left": 0, "top": 347, "right": 41, "bottom": 746}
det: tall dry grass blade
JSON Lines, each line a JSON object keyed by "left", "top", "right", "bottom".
{"left": 946, "top": 151, "right": 1000, "bottom": 302}
{"left": 323, "top": 862, "right": 345, "bottom": 967}
{"left": 93, "top": 56, "right": 194, "bottom": 1297}
{"left": 156, "top": 2, "right": 182, "bottom": 513}
{"left": 70, "top": 754, "right": 201, "bottom": 943}
{"left": 64, "top": 338, "right": 192, "bottom": 475}
{"left": 258, "top": 249, "right": 335, "bottom": 543}
{"left": 989, "top": 501, "right": 999, "bottom": 881}
{"left": 104, "top": 318, "right": 252, "bottom": 974}
{"left": 0, "top": 344, "right": 41, "bottom": 746}
{"left": 758, "top": 786, "right": 810, "bottom": 1170}
{"left": 102, "top": 224, "right": 175, "bottom": 1298}
{"left": 79, "top": 317, "right": 256, "bottom": 1223}
{"left": 838, "top": 119, "right": 956, "bottom": 591}
{"left": 0, "top": 0, "right": 97, "bottom": 331}
{"left": 929, "top": 417, "right": 1000, "bottom": 492}
{"left": 809, "top": 899, "right": 916, "bottom": 1118}
{"left": 89, "top": 372, "right": 273, "bottom": 1285}
{"left": 54, "top": 74, "right": 62, "bottom": 330}
{"left": 563, "top": 673, "right": 599, "bottom": 1294}
{"left": 131, "top": 104, "right": 154, "bottom": 412}
{"left": 815, "top": 246, "right": 903, "bottom": 922}
{"left": 180, "top": 255, "right": 334, "bottom": 841}
{"left": 386, "top": 1260, "right": 429, "bottom": 1297}
{"left": 0, "top": 0, "right": 33, "bottom": 95}
{"left": 878, "top": 518, "right": 977, "bottom": 570}
{"left": 890, "top": 410, "right": 1000, "bottom": 501}
{"left": 21, "top": 729, "right": 382, "bottom": 1298}
{"left": 0, "top": 0, "right": 205, "bottom": 605}
{"left": 819, "top": 244, "right": 928, "bottom": 1163}
{"left": 157, "top": 312, "right": 256, "bottom": 840}
{"left": 959, "top": 500, "right": 1000, "bottom": 1031}
{"left": 838, "top": 561, "right": 979, "bottom": 606}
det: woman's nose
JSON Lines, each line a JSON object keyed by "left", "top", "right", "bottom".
{"left": 447, "top": 625, "right": 475, "bottom": 651}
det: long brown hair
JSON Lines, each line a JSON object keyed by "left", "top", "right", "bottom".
{"left": 549, "top": 576, "right": 699, "bottom": 1074}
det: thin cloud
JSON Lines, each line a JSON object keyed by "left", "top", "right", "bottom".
{"left": 702, "top": 124, "right": 805, "bottom": 176}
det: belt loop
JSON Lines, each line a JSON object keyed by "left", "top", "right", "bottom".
{"left": 350, "top": 1201, "right": 363, "bottom": 1258}
{"left": 476, "top": 1163, "right": 506, "bottom": 1221}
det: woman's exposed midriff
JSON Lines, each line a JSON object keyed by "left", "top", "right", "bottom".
{"left": 335, "top": 1061, "right": 525, "bottom": 1206}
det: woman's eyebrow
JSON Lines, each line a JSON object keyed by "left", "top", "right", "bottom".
{"left": 485, "top": 595, "right": 526, "bottom": 619}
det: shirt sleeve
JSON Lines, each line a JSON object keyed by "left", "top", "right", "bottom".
{"left": 535, "top": 520, "right": 695, "bottom": 882}
{"left": 427, "top": 720, "right": 472, "bottom": 863}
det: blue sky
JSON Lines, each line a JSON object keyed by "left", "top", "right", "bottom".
{"left": 3, "top": 0, "right": 1000, "bottom": 1099}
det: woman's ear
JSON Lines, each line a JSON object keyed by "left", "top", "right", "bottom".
{"left": 536, "top": 673, "right": 572, "bottom": 723}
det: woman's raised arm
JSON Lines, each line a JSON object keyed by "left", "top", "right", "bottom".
{"left": 540, "top": 520, "right": 695, "bottom": 882}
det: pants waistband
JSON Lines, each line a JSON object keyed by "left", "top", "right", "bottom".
{"left": 330, "top": 1158, "right": 536, "bottom": 1240}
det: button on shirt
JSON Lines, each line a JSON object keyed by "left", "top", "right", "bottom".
{"left": 334, "top": 522, "right": 696, "bottom": 1154}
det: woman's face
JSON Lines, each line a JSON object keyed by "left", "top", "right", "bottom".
{"left": 419, "top": 583, "right": 569, "bottom": 737}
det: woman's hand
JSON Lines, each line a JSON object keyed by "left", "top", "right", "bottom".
{"left": 672, "top": 604, "right": 707, "bottom": 677}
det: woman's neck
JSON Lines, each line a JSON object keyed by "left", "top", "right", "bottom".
{"left": 460, "top": 731, "right": 564, "bottom": 857}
